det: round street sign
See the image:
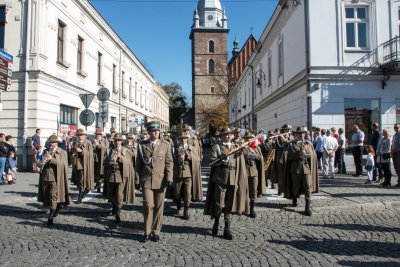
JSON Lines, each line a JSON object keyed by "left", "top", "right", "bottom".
{"left": 97, "top": 87, "right": 110, "bottom": 102}
{"left": 79, "top": 109, "right": 95, "bottom": 126}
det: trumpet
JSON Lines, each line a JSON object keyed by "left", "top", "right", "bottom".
{"left": 267, "top": 132, "right": 291, "bottom": 141}
{"left": 109, "top": 149, "right": 120, "bottom": 172}
{"left": 177, "top": 145, "right": 187, "bottom": 169}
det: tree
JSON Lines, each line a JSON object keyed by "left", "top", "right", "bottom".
{"left": 163, "top": 82, "right": 189, "bottom": 126}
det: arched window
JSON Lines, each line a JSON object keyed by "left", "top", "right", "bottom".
{"left": 209, "top": 40, "right": 215, "bottom": 53}
{"left": 208, "top": 59, "right": 215, "bottom": 74}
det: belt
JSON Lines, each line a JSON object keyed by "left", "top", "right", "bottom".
{"left": 224, "top": 165, "right": 235, "bottom": 170}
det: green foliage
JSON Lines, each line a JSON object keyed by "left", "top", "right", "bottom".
{"left": 163, "top": 82, "right": 189, "bottom": 125}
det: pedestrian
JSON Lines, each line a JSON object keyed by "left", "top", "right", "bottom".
{"left": 37, "top": 134, "right": 71, "bottom": 226}
{"left": 286, "top": 126, "right": 319, "bottom": 216}
{"left": 313, "top": 128, "right": 324, "bottom": 170}
{"left": 322, "top": 129, "right": 338, "bottom": 179}
{"left": 335, "top": 128, "right": 347, "bottom": 174}
{"left": 0, "top": 133, "right": 9, "bottom": 185}
{"left": 242, "top": 132, "right": 265, "bottom": 218}
{"left": 4, "top": 150, "right": 16, "bottom": 184}
{"left": 376, "top": 129, "right": 392, "bottom": 186}
{"left": 135, "top": 121, "right": 173, "bottom": 243}
{"left": 331, "top": 127, "right": 339, "bottom": 139}
{"left": 391, "top": 123, "right": 400, "bottom": 187}
{"left": 105, "top": 133, "right": 135, "bottom": 223}
{"left": 370, "top": 122, "right": 381, "bottom": 181}
{"left": 73, "top": 129, "right": 94, "bottom": 203}
{"left": 31, "top": 128, "right": 41, "bottom": 171}
{"left": 58, "top": 131, "right": 67, "bottom": 151}
{"left": 204, "top": 127, "right": 249, "bottom": 240}
{"left": 93, "top": 130, "right": 109, "bottom": 193}
{"left": 364, "top": 145, "right": 375, "bottom": 184}
{"left": 351, "top": 125, "right": 365, "bottom": 177}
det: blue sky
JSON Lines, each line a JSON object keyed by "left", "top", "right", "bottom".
{"left": 90, "top": 0, "right": 278, "bottom": 105}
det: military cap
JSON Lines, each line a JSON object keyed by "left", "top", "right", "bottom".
{"left": 177, "top": 134, "right": 190, "bottom": 139}
{"left": 48, "top": 134, "right": 59, "bottom": 143}
{"left": 94, "top": 129, "right": 103, "bottom": 135}
{"left": 281, "top": 124, "right": 292, "bottom": 130}
{"left": 145, "top": 121, "right": 160, "bottom": 131}
{"left": 181, "top": 124, "right": 191, "bottom": 131}
{"left": 244, "top": 133, "right": 255, "bottom": 139}
{"left": 232, "top": 127, "right": 240, "bottom": 133}
{"left": 127, "top": 133, "right": 134, "bottom": 139}
{"left": 76, "top": 129, "right": 86, "bottom": 136}
{"left": 217, "top": 127, "right": 232, "bottom": 136}
{"left": 110, "top": 128, "right": 116, "bottom": 133}
{"left": 113, "top": 133, "right": 124, "bottom": 141}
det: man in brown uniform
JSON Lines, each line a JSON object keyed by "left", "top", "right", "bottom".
{"left": 124, "top": 133, "right": 137, "bottom": 167}
{"left": 73, "top": 129, "right": 94, "bottom": 204}
{"left": 105, "top": 133, "right": 135, "bottom": 223}
{"left": 38, "top": 134, "right": 71, "bottom": 226}
{"left": 204, "top": 127, "right": 249, "bottom": 240}
{"left": 242, "top": 133, "right": 265, "bottom": 218}
{"left": 136, "top": 121, "right": 173, "bottom": 242}
{"left": 173, "top": 134, "right": 201, "bottom": 220}
{"left": 93, "top": 130, "right": 109, "bottom": 193}
{"left": 274, "top": 124, "right": 292, "bottom": 195}
{"left": 286, "top": 126, "right": 318, "bottom": 216}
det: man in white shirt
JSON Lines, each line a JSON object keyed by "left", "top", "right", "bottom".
{"left": 323, "top": 129, "right": 338, "bottom": 179}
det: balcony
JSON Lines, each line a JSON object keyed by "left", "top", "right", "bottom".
{"left": 381, "top": 36, "right": 400, "bottom": 72}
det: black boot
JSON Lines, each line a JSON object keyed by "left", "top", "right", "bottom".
{"left": 291, "top": 198, "right": 298, "bottom": 207}
{"left": 53, "top": 205, "right": 62, "bottom": 218}
{"left": 77, "top": 190, "right": 83, "bottom": 204}
{"left": 115, "top": 208, "right": 121, "bottom": 223}
{"left": 249, "top": 201, "right": 256, "bottom": 218}
{"left": 112, "top": 203, "right": 117, "bottom": 215}
{"left": 183, "top": 203, "right": 190, "bottom": 220}
{"left": 223, "top": 219, "right": 234, "bottom": 240}
{"left": 47, "top": 209, "right": 55, "bottom": 226}
{"left": 212, "top": 216, "right": 220, "bottom": 236}
{"left": 305, "top": 199, "right": 312, "bottom": 216}
{"left": 176, "top": 198, "right": 181, "bottom": 212}
{"left": 96, "top": 182, "right": 101, "bottom": 193}
{"left": 82, "top": 188, "right": 89, "bottom": 199}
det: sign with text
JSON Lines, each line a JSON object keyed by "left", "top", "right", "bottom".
{"left": 0, "top": 50, "right": 13, "bottom": 91}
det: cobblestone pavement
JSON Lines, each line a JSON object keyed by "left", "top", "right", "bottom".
{"left": 1, "top": 169, "right": 400, "bottom": 266}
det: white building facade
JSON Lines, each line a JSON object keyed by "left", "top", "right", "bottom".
{"left": 228, "top": 0, "right": 400, "bottom": 144}
{"left": 0, "top": 0, "right": 169, "bottom": 170}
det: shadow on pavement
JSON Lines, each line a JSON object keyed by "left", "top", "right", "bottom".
{"left": 337, "top": 260, "right": 400, "bottom": 267}
{"left": 305, "top": 223, "right": 400, "bottom": 233}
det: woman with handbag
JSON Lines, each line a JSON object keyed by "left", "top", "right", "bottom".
{"left": 376, "top": 129, "right": 392, "bottom": 186}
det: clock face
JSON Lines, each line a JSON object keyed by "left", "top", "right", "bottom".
{"left": 208, "top": 15, "right": 213, "bottom": 20}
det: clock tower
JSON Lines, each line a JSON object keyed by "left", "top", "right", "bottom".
{"left": 190, "top": 0, "right": 229, "bottom": 134}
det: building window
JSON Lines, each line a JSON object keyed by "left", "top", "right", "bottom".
{"left": 60, "top": 104, "right": 78, "bottom": 125}
{"left": 129, "top": 77, "right": 133, "bottom": 102}
{"left": 268, "top": 54, "right": 272, "bottom": 86}
{"left": 121, "top": 117, "right": 126, "bottom": 133}
{"left": 209, "top": 40, "right": 215, "bottom": 53}
{"left": 112, "top": 64, "right": 117, "bottom": 93}
{"left": 344, "top": 99, "right": 379, "bottom": 145}
{"left": 57, "top": 20, "right": 66, "bottom": 64}
{"left": 344, "top": 6, "right": 369, "bottom": 49}
{"left": 278, "top": 38, "right": 284, "bottom": 76}
{"left": 97, "top": 52, "right": 102, "bottom": 85}
{"left": 135, "top": 82, "right": 139, "bottom": 105}
{"left": 208, "top": 59, "right": 215, "bottom": 74}
{"left": 398, "top": 8, "right": 400, "bottom": 36}
{"left": 121, "top": 71, "right": 126, "bottom": 98}
{"left": 211, "top": 86, "right": 215, "bottom": 93}
{"left": 111, "top": 116, "right": 116, "bottom": 129}
{"left": 0, "top": 6, "right": 5, "bottom": 49}
{"left": 140, "top": 86, "right": 144, "bottom": 107}
{"left": 77, "top": 36, "right": 84, "bottom": 74}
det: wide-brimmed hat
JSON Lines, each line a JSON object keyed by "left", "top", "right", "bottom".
{"left": 267, "top": 130, "right": 274, "bottom": 136}
{"left": 127, "top": 133, "right": 134, "bottom": 139}
{"left": 145, "top": 121, "right": 160, "bottom": 131}
{"left": 113, "top": 133, "right": 124, "bottom": 141}
{"left": 177, "top": 134, "right": 190, "bottom": 139}
{"left": 48, "top": 134, "right": 59, "bottom": 143}
{"left": 232, "top": 127, "right": 240, "bottom": 133}
{"left": 110, "top": 128, "right": 116, "bottom": 133}
{"left": 244, "top": 133, "right": 255, "bottom": 139}
{"left": 281, "top": 124, "right": 292, "bottom": 130}
{"left": 217, "top": 127, "right": 232, "bottom": 136}
{"left": 76, "top": 129, "right": 86, "bottom": 136}
{"left": 181, "top": 124, "right": 191, "bottom": 131}
{"left": 293, "top": 126, "right": 308, "bottom": 133}
{"left": 94, "top": 129, "right": 103, "bottom": 135}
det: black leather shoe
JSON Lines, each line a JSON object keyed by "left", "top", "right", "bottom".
{"left": 291, "top": 198, "right": 298, "bottom": 207}
{"left": 115, "top": 208, "right": 121, "bottom": 223}
{"left": 212, "top": 217, "right": 220, "bottom": 236}
{"left": 53, "top": 205, "right": 62, "bottom": 218}
{"left": 140, "top": 234, "right": 151, "bottom": 243}
{"left": 151, "top": 234, "right": 160, "bottom": 242}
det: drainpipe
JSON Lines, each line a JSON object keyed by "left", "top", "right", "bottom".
{"left": 22, "top": 0, "right": 31, "bottom": 171}
{"left": 304, "top": 0, "right": 311, "bottom": 130}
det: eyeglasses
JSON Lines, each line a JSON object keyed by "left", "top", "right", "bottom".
{"left": 395, "top": 127, "right": 399, "bottom": 129}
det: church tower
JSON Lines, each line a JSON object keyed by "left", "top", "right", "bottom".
{"left": 190, "top": 0, "right": 229, "bottom": 134}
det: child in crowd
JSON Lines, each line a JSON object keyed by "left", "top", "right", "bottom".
{"left": 4, "top": 150, "right": 16, "bottom": 184}
{"left": 365, "top": 145, "right": 375, "bottom": 184}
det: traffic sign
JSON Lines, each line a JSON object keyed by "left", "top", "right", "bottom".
{"left": 98, "top": 102, "right": 109, "bottom": 123}
{"left": 79, "top": 109, "right": 95, "bottom": 126}
{"left": 79, "top": 93, "right": 95, "bottom": 109}
{"left": 97, "top": 87, "right": 110, "bottom": 102}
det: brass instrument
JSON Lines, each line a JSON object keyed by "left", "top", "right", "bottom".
{"left": 267, "top": 132, "right": 291, "bottom": 141}
{"left": 36, "top": 149, "right": 53, "bottom": 173}
{"left": 263, "top": 142, "right": 276, "bottom": 172}
{"left": 109, "top": 149, "right": 120, "bottom": 172}
{"left": 177, "top": 145, "right": 187, "bottom": 170}
{"left": 209, "top": 141, "right": 250, "bottom": 167}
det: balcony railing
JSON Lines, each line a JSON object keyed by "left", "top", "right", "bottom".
{"left": 382, "top": 36, "right": 400, "bottom": 65}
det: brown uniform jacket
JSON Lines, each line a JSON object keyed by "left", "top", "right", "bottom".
{"left": 94, "top": 137, "right": 109, "bottom": 176}
{"left": 243, "top": 145, "right": 266, "bottom": 196}
{"left": 38, "top": 147, "right": 71, "bottom": 205}
{"left": 136, "top": 139, "right": 173, "bottom": 190}
{"left": 73, "top": 138, "right": 95, "bottom": 189}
